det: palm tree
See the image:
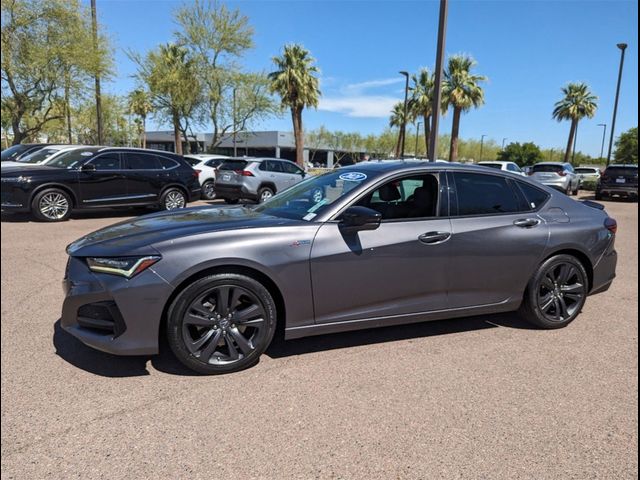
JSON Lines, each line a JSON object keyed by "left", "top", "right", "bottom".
{"left": 443, "top": 55, "right": 487, "bottom": 161}
{"left": 128, "top": 89, "right": 153, "bottom": 148}
{"left": 409, "top": 68, "right": 443, "bottom": 157}
{"left": 552, "top": 82, "right": 598, "bottom": 163}
{"left": 269, "top": 44, "right": 320, "bottom": 167}
{"left": 389, "top": 102, "right": 408, "bottom": 158}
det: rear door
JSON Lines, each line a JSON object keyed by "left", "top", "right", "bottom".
{"left": 77, "top": 152, "right": 129, "bottom": 205}
{"left": 280, "top": 160, "right": 306, "bottom": 188}
{"left": 122, "top": 151, "right": 163, "bottom": 203}
{"left": 447, "top": 171, "right": 550, "bottom": 309}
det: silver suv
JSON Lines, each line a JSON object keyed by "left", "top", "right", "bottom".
{"left": 529, "top": 162, "right": 581, "bottom": 195}
{"left": 215, "top": 157, "right": 307, "bottom": 203}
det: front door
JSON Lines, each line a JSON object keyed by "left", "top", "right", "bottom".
{"left": 310, "top": 173, "right": 451, "bottom": 324}
{"left": 77, "top": 152, "right": 129, "bottom": 206}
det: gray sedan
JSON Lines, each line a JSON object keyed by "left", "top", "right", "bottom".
{"left": 62, "top": 161, "right": 618, "bottom": 374}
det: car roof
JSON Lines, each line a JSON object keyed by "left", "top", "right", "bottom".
{"left": 534, "top": 162, "right": 568, "bottom": 166}
{"left": 478, "top": 161, "right": 510, "bottom": 165}
{"left": 607, "top": 164, "right": 637, "bottom": 168}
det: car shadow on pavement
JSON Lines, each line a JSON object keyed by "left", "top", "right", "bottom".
{"left": 53, "top": 313, "right": 536, "bottom": 377}
{"left": 1, "top": 208, "right": 151, "bottom": 223}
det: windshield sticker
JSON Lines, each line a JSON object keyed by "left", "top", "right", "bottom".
{"left": 307, "top": 198, "right": 328, "bottom": 213}
{"left": 302, "top": 212, "right": 317, "bottom": 221}
{"left": 80, "top": 151, "right": 94, "bottom": 156}
{"left": 339, "top": 172, "right": 367, "bottom": 182}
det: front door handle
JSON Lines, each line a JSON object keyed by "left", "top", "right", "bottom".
{"left": 513, "top": 218, "right": 540, "bottom": 228}
{"left": 419, "top": 231, "right": 451, "bottom": 244}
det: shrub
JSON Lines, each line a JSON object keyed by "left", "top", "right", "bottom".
{"left": 581, "top": 178, "right": 598, "bottom": 191}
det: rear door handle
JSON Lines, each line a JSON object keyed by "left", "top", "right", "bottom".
{"left": 419, "top": 231, "right": 451, "bottom": 244}
{"left": 513, "top": 218, "right": 540, "bottom": 228}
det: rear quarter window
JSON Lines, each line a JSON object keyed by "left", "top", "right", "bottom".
{"left": 515, "top": 181, "right": 550, "bottom": 210}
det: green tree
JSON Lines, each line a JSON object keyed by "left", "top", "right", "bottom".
{"left": 1, "top": 0, "right": 112, "bottom": 144}
{"left": 409, "top": 68, "right": 436, "bottom": 155}
{"left": 389, "top": 102, "right": 408, "bottom": 158}
{"left": 73, "top": 94, "right": 135, "bottom": 146}
{"left": 497, "top": 142, "right": 544, "bottom": 167}
{"left": 269, "top": 44, "right": 320, "bottom": 167}
{"left": 552, "top": 82, "right": 598, "bottom": 163}
{"left": 131, "top": 43, "right": 202, "bottom": 155}
{"left": 128, "top": 89, "right": 153, "bottom": 148}
{"left": 613, "top": 127, "right": 638, "bottom": 164}
{"left": 442, "top": 55, "right": 487, "bottom": 161}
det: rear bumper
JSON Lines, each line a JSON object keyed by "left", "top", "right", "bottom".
{"left": 215, "top": 184, "right": 258, "bottom": 201}
{"left": 597, "top": 184, "right": 638, "bottom": 197}
{"left": 537, "top": 178, "right": 571, "bottom": 191}
{"left": 590, "top": 245, "right": 617, "bottom": 295}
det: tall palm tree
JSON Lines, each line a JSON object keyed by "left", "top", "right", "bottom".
{"left": 443, "top": 55, "right": 487, "bottom": 161}
{"left": 128, "top": 89, "right": 153, "bottom": 148}
{"left": 409, "top": 68, "right": 435, "bottom": 156}
{"left": 269, "top": 44, "right": 320, "bottom": 167}
{"left": 389, "top": 102, "right": 408, "bottom": 158}
{"left": 552, "top": 82, "right": 598, "bottom": 163}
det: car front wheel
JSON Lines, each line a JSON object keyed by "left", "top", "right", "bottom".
{"left": 166, "top": 273, "right": 277, "bottom": 374}
{"left": 32, "top": 188, "right": 72, "bottom": 222}
{"left": 519, "top": 254, "right": 589, "bottom": 329}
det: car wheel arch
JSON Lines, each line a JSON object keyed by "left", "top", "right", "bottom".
{"left": 29, "top": 183, "right": 78, "bottom": 208}
{"left": 539, "top": 248, "right": 594, "bottom": 291}
{"left": 259, "top": 182, "right": 277, "bottom": 194}
{"left": 159, "top": 184, "right": 188, "bottom": 201}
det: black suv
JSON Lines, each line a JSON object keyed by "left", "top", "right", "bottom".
{"left": 596, "top": 164, "right": 638, "bottom": 200}
{"left": 1, "top": 147, "right": 201, "bottom": 221}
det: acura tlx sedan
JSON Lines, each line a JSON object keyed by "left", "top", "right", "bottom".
{"left": 62, "top": 161, "right": 618, "bottom": 374}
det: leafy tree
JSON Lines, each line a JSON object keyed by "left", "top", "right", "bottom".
{"left": 306, "top": 125, "right": 333, "bottom": 163}
{"left": 409, "top": 68, "right": 436, "bottom": 155}
{"left": 613, "top": 127, "right": 638, "bottom": 164}
{"left": 128, "top": 89, "right": 153, "bottom": 148}
{"left": 73, "top": 94, "right": 135, "bottom": 146}
{"left": 552, "top": 82, "right": 598, "bottom": 163}
{"left": 442, "top": 55, "right": 487, "bottom": 161}
{"left": 269, "top": 44, "right": 320, "bottom": 167}
{"left": 175, "top": 0, "right": 276, "bottom": 150}
{"left": 1, "top": 0, "right": 111, "bottom": 144}
{"left": 389, "top": 102, "right": 408, "bottom": 158}
{"left": 131, "top": 43, "right": 202, "bottom": 155}
{"left": 497, "top": 142, "right": 544, "bottom": 167}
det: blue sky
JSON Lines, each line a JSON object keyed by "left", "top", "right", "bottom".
{"left": 95, "top": 0, "right": 638, "bottom": 156}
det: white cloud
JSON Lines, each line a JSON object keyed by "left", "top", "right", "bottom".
{"left": 343, "top": 77, "right": 403, "bottom": 94}
{"left": 318, "top": 95, "right": 399, "bottom": 118}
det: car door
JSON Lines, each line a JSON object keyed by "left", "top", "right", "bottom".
{"left": 77, "top": 152, "right": 129, "bottom": 205}
{"left": 280, "top": 160, "right": 306, "bottom": 188}
{"left": 122, "top": 151, "right": 163, "bottom": 203}
{"left": 446, "top": 171, "right": 550, "bottom": 309}
{"left": 310, "top": 172, "right": 451, "bottom": 324}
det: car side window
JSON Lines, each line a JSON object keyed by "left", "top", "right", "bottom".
{"left": 452, "top": 172, "right": 520, "bottom": 216}
{"left": 270, "top": 161, "right": 284, "bottom": 173}
{"left": 565, "top": 164, "right": 574, "bottom": 173}
{"left": 87, "top": 153, "right": 121, "bottom": 170}
{"left": 507, "top": 163, "right": 521, "bottom": 172}
{"left": 124, "top": 153, "right": 160, "bottom": 170}
{"left": 516, "top": 181, "right": 551, "bottom": 210}
{"left": 356, "top": 174, "right": 440, "bottom": 220}
{"left": 281, "top": 161, "right": 302, "bottom": 175}
{"left": 158, "top": 156, "right": 178, "bottom": 169}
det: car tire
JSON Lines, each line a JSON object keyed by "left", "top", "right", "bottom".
{"left": 31, "top": 188, "right": 72, "bottom": 222}
{"left": 201, "top": 180, "right": 216, "bottom": 200}
{"left": 224, "top": 198, "right": 239, "bottom": 205}
{"left": 166, "top": 273, "right": 277, "bottom": 374}
{"left": 161, "top": 188, "right": 187, "bottom": 211}
{"left": 258, "top": 186, "right": 275, "bottom": 203}
{"left": 519, "top": 254, "right": 589, "bottom": 329}
{"left": 595, "top": 192, "right": 603, "bottom": 200}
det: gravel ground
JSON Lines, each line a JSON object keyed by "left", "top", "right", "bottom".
{"left": 1, "top": 195, "right": 637, "bottom": 479}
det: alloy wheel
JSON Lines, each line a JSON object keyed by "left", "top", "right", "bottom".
{"left": 165, "top": 191, "right": 186, "bottom": 210}
{"left": 182, "top": 285, "right": 267, "bottom": 365}
{"left": 536, "top": 262, "right": 586, "bottom": 322}
{"left": 202, "top": 182, "right": 216, "bottom": 200}
{"left": 39, "top": 192, "right": 69, "bottom": 220}
{"left": 260, "top": 190, "right": 273, "bottom": 202}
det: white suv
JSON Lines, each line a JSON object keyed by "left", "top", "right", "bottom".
{"left": 477, "top": 161, "right": 526, "bottom": 176}
{"left": 184, "top": 154, "right": 229, "bottom": 200}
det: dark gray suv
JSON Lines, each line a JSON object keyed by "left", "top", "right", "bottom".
{"left": 61, "top": 161, "right": 618, "bottom": 374}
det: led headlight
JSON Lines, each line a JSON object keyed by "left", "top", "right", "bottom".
{"left": 86, "top": 256, "right": 161, "bottom": 278}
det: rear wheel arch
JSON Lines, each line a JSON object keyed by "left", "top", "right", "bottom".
{"left": 540, "top": 248, "right": 594, "bottom": 291}
{"left": 159, "top": 184, "right": 188, "bottom": 202}
{"left": 259, "top": 182, "right": 277, "bottom": 193}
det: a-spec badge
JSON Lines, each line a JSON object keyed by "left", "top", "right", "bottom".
{"left": 289, "top": 240, "right": 312, "bottom": 247}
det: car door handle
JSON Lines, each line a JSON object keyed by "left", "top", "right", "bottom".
{"left": 418, "top": 231, "right": 451, "bottom": 244}
{"left": 513, "top": 218, "right": 540, "bottom": 228}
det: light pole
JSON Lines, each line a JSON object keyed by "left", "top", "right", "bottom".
{"left": 428, "top": 0, "right": 448, "bottom": 162}
{"left": 415, "top": 121, "right": 422, "bottom": 157}
{"left": 549, "top": 149, "right": 554, "bottom": 161}
{"left": 90, "top": 0, "right": 103, "bottom": 145}
{"left": 502, "top": 137, "right": 508, "bottom": 149}
{"left": 606, "top": 43, "right": 627, "bottom": 165}
{"left": 399, "top": 71, "right": 410, "bottom": 158}
{"left": 597, "top": 123, "right": 607, "bottom": 160}
{"left": 479, "top": 134, "right": 487, "bottom": 161}
{"left": 232, "top": 87, "right": 237, "bottom": 157}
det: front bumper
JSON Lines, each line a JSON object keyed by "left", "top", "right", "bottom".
{"left": 1, "top": 183, "right": 31, "bottom": 212}
{"left": 60, "top": 256, "right": 173, "bottom": 355}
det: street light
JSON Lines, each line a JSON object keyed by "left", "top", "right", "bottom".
{"left": 415, "top": 121, "right": 422, "bottom": 157}
{"left": 597, "top": 123, "right": 607, "bottom": 160}
{"left": 399, "top": 71, "right": 410, "bottom": 158}
{"left": 606, "top": 43, "right": 628, "bottom": 165}
{"left": 502, "top": 137, "right": 508, "bottom": 149}
{"left": 479, "top": 134, "right": 487, "bottom": 161}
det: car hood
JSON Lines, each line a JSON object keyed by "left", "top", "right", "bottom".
{"left": 67, "top": 205, "right": 306, "bottom": 257}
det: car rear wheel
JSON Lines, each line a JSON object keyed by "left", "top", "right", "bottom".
{"left": 32, "top": 188, "right": 72, "bottom": 222}
{"left": 258, "top": 187, "right": 275, "bottom": 203}
{"left": 519, "top": 254, "right": 588, "bottom": 329}
{"left": 166, "top": 274, "right": 277, "bottom": 374}
{"left": 201, "top": 180, "right": 216, "bottom": 200}
{"left": 161, "top": 188, "right": 186, "bottom": 210}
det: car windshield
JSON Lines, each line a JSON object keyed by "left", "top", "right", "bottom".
{"left": 605, "top": 166, "right": 638, "bottom": 177}
{"left": 254, "top": 169, "right": 378, "bottom": 221}
{"left": 47, "top": 148, "right": 100, "bottom": 169}
{"left": 532, "top": 164, "right": 564, "bottom": 173}
{"left": 17, "top": 148, "right": 62, "bottom": 164}
{"left": 479, "top": 163, "right": 503, "bottom": 169}
{"left": 1, "top": 144, "right": 33, "bottom": 161}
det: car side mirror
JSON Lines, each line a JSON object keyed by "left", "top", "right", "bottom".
{"left": 300, "top": 171, "right": 306, "bottom": 178}
{"left": 339, "top": 206, "right": 382, "bottom": 233}
{"left": 81, "top": 163, "right": 96, "bottom": 172}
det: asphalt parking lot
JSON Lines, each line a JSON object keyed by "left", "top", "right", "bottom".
{"left": 1, "top": 194, "right": 637, "bottom": 479}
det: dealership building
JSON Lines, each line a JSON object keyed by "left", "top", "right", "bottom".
{"left": 145, "top": 130, "right": 368, "bottom": 167}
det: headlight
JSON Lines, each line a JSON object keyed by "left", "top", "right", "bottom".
{"left": 86, "top": 256, "right": 161, "bottom": 278}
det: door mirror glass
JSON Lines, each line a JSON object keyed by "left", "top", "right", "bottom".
{"left": 81, "top": 163, "right": 96, "bottom": 172}
{"left": 339, "top": 206, "right": 382, "bottom": 233}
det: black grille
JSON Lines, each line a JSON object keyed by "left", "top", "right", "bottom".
{"left": 77, "top": 301, "right": 126, "bottom": 337}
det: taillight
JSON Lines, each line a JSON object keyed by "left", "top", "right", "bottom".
{"left": 558, "top": 171, "right": 567, "bottom": 177}
{"left": 605, "top": 218, "right": 617, "bottom": 234}
{"left": 194, "top": 169, "right": 201, "bottom": 174}
{"left": 235, "top": 170, "right": 254, "bottom": 177}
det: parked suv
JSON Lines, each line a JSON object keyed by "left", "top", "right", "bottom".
{"left": 575, "top": 166, "right": 601, "bottom": 182}
{"left": 529, "top": 162, "right": 580, "bottom": 195}
{"left": 596, "top": 164, "right": 638, "bottom": 200}
{"left": 477, "top": 161, "right": 526, "bottom": 176}
{"left": 184, "top": 154, "right": 229, "bottom": 200}
{"left": 1, "top": 147, "right": 201, "bottom": 221}
{"left": 215, "top": 157, "right": 306, "bottom": 203}
{"left": 1, "top": 143, "right": 49, "bottom": 162}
